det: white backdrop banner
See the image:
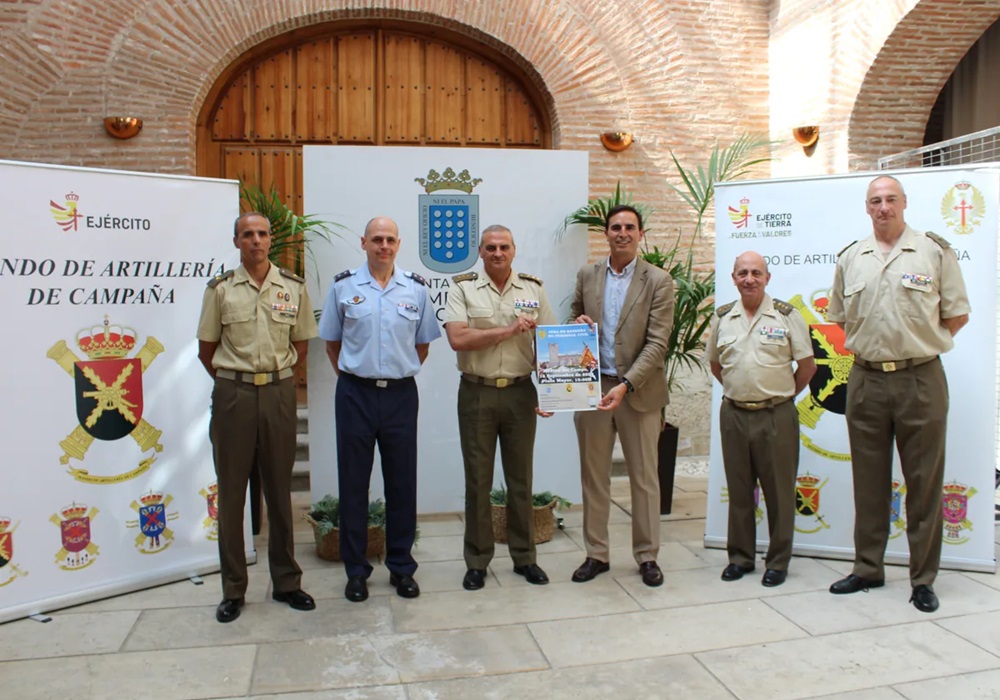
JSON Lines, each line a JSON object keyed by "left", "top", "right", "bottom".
{"left": 707, "top": 166, "right": 998, "bottom": 573}
{"left": 304, "top": 146, "right": 589, "bottom": 513}
{"left": 0, "top": 161, "right": 242, "bottom": 623}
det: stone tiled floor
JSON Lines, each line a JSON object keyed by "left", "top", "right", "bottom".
{"left": 2, "top": 473, "right": 999, "bottom": 700}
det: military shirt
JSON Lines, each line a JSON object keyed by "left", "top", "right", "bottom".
{"left": 318, "top": 265, "right": 441, "bottom": 379}
{"left": 706, "top": 294, "right": 813, "bottom": 402}
{"left": 444, "top": 269, "right": 556, "bottom": 378}
{"left": 828, "top": 225, "right": 971, "bottom": 361}
{"left": 197, "top": 264, "right": 318, "bottom": 373}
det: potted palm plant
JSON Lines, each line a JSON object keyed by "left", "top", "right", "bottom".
{"left": 489, "top": 485, "right": 571, "bottom": 544}
{"left": 565, "top": 134, "right": 771, "bottom": 512}
{"left": 304, "top": 495, "right": 387, "bottom": 562}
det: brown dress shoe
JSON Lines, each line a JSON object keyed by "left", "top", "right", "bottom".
{"left": 639, "top": 561, "right": 664, "bottom": 587}
{"left": 572, "top": 557, "right": 610, "bottom": 582}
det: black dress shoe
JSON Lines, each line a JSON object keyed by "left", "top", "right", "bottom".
{"left": 910, "top": 584, "right": 940, "bottom": 613}
{"left": 463, "top": 568, "right": 486, "bottom": 590}
{"left": 215, "top": 598, "right": 244, "bottom": 623}
{"left": 389, "top": 572, "right": 420, "bottom": 599}
{"left": 272, "top": 589, "right": 316, "bottom": 610}
{"left": 761, "top": 569, "right": 787, "bottom": 587}
{"left": 639, "top": 561, "right": 664, "bottom": 587}
{"left": 829, "top": 574, "right": 884, "bottom": 594}
{"left": 721, "top": 563, "right": 755, "bottom": 581}
{"left": 572, "top": 557, "right": 610, "bottom": 582}
{"left": 345, "top": 576, "right": 369, "bottom": 602}
{"left": 513, "top": 563, "right": 550, "bottom": 585}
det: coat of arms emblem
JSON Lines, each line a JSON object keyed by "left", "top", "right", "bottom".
{"left": 415, "top": 167, "right": 481, "bottom": 273}
{"left": 0, "top": 517, "right": 27, "bottom": 586}
{"left": 126, "top": 491, "right": 180, "bottom": 553}
{"left": 50, "top": 503, "right": 99, "bottom": 570}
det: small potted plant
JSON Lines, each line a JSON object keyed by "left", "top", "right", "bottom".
{"left": 304, "top": 495, "right": 387, "bottom": 562}
{"left": 490, "top": 485, "right": 571, "bottom": 544}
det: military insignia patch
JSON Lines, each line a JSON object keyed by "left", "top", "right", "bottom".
{"left": 941, "top": 180, "right": 984, "bottom": 235}
{"left": 51, "top": 503, "right": 99, "bottom": 570}
{"left": 125, "top": 491, "right": 180, "bottom": 553}
{"left": 942, "top": 481, "right": 976, "bottom": 544}
{"left": 0, "top": 517, "right": 27, "bottom": 586}
{"left": 200, "top": 482, "right": 219, "bottom": 541}
{"left": 47, "top": 316, "right": 164, "bottom": 483}
{"left": 416, "top": 167, "right": 481, "bottom": 273}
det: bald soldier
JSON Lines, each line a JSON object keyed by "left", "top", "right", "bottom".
{"left": 828, "top": 175, "right": 970, "bottom": 613}
{"left": 707, "top": 252, "right": 816, "bottom": 587}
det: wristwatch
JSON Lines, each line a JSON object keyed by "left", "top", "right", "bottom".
{"left": 621, "top": 377, "right": 635, "bottom": 393}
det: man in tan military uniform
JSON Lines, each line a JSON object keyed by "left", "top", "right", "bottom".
{"left": 828, "top": 175, "right": 970, "bottom": 613}
{"left": 197, "top": 211, "right": 319, "bottom": 623}
{"left": 707, "top": 251, "right": 816, "bottom": 587}
{"left": 444, "top": 225, "right": 555, "bottom": 591}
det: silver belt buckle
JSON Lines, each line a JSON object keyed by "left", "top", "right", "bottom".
{"left": 495, "top": 377, "right": 509, "bottom": 388}
{"left": 376, "top": 379, "right": 388, "bottom": 388}
{"left": 881, "top": 362, "right": 896, "bottom": 372}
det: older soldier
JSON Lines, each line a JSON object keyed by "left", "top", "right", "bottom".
{"left": 198, "top": 211, "right": 318, "bottom": 623}
{"left": 828, "top": 175, "right": 970, "bottom": 613}
{"left": 707, "top": 252, "right": 816, "bottom": 587}
{"left": 319, "top": 216, "right": 441, "bottom": 603}
{"left": 444, "top": 225, "right": 555, "bottom": 591}
{"left": 569, "top": 204, "right": 674, "bottom": 587}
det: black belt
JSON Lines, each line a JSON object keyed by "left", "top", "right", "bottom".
{"left": 216, "top": 368, "right": 293, "bottom": 386}
{"left": 724, "top": 396, "right": 792, "bottom": 411}
{"left": 461, "top": 373, "right": 531, "bottom": 389}
{"left": 853, "top": 355, "right": 938, "bottom": 373}
{"left": 342, "top": 372, "right": 413, "bottom": 388}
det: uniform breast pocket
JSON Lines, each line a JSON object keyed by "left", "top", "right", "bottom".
{"left": 467, "top": 306, "right": 495, "bottom": 329}
{"left": 270, "top": 308, "right": 296, "bottom": 345}
{"left": 716, "top": 334, "right": 737, "bottom": 362}
{"left": 221, "top": 304, "right": 255, "bottom": 347}
{"left": 900, "top": 272, "right": 937, "bottom": 319}
{"left": 843, "top": 281, "right": 866, "bottom": 320}
{"left": 396, "top": 304, "right": 420, "bottom": 323}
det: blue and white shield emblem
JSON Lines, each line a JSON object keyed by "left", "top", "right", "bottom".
{"left": 140, "top": 504, "right": 166, "bottom": 538}
{"left": 419, "top": 194, "right": 479, "bottom": 273}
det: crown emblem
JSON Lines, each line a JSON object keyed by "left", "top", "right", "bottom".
{"left": 943, "top": 481, "right": 967, "bottom": 494}
{"left": 61, "top": 503, "right": 88, "bottom": 520}
{"left": 953, "top": 181, "right": 971, "bottom": 191}
{"left": 140, "top": 491, "right": 164, "bottom": 507}
{"left": 739, "top": 197, "right": 750, "bottom": 206}
{"left": 415, "top": 167, "right": 482, "bottom": 194}
{"left": 65, "top": 191, "right": 80, "bottom": 202}
{"left": 0, "top": 516, "right": 10, "bottom": 532}
{"left": 207, "top": 482, "right": 218, "bottom": 495}
{"left": 796, "top": 473, "right": 820, "bottom": 487}
{"left": 76, "top": 316, "right": 136, "bottom": 359}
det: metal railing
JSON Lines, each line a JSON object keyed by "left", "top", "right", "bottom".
{"left": 878, "top": 125, "right": 1000, "bottom": 169}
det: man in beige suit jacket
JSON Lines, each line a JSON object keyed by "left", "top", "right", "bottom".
{"left": 569, "top": 204, "right": 674, "bottom": 587}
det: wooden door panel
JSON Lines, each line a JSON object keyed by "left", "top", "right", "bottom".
{"left": 425, "top": 41, "right": 464, "bottom": 143}
{"left": 337, "top": 32, "right": 376, "bottom": 143}
{"left": 259, "top": 148, "right": 298, "bottom": 212}
{"left": 383, "top": 34, "right": 424, "bottom": 143}
{"left": 295, "top": 38, "right": 336, "bottom": 141}
{"left": 212, "top": 70, "right": 250, "bottom": 141}
{"left": 223, "top": 146, "right": 260, "bottom": 185}
{"left": 505, "top": 80, "right": 542, "bottom": 145}
{"left": 466, "top": 58, "right": 504, "bottom": 144}
{"left": 252, "top": 49, "right": 294, "bottom": 141}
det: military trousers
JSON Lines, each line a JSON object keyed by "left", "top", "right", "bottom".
{"left": 210, "top": 375, "right": 301, "bottom": 600}
{"left": 719, "top": 398, "right": 799, "bottom": 571}
{"left": 458, "top": 377, "right": 538, "bottom": 569}
{"left": 845, "top": 358, "right": 948, "bottom": 586}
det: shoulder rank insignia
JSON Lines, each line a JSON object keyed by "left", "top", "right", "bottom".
{"left": 925, "top": 231, "right": 952, "bottom": 249}
{"left": 207, "top": 269, "right": 234, "bottom": 288}
{"left": 279, "top": 268, "right": 304, "bottom": 283}
{"left": 406, "top": 271, "right": 428, "bottom": 286}
{"left": 452, "top": 272, "right": 478, "bottom": 283}
{"left": 333, "top": 269, "right": 354, "bottom": 283}
{"left": 837, "top": 240, "right": 858, "bottom": 257}
{"left": 518, "top": 272, "right": 544, "bottom": 285}
{"left": 716, "top": 301, "right": 736, "bottom": 317}
{"left": 772, "top": 299, "right": 794, "bottom": 316}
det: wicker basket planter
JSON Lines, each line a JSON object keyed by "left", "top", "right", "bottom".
{"left": 491, "top": 499, "right": 558, "bottom": 545}
{"left": 304, "top": 513, "right": 386, "bottom": 563}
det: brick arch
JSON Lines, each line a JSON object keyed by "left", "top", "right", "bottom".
{"left": 848, "top": 0, "right": 1000, "bottom": 169}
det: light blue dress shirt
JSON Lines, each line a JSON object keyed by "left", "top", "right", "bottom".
{"left": 599, "top": 256, "right": 636, "bottom": 376}
{"left": 318, "top": 265, "right": 441, "bottom": 378}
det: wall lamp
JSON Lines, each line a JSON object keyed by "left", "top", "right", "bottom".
{"left": 103, "top": 116, "right": 143, "bottom": 139}
{"left": 600, "top": 131, "right": 634, "bottom": 152}
{"left": 792, "top": 125, "right": 820, "bottom": 149}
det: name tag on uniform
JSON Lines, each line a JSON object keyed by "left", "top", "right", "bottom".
{"left": 514, "top": 299, "right": 539, "bottom": 310}
{"left": 759, "top": 326, "right": 787, "bottom": 340}
{"left": 902, "top": 272, "right": 932, "bottom": 288}
{"left": 398, "top": 302, "right": 419, "bottom": 313}
{"left": 272, "top": 303, "right": 298, "bottom": 318}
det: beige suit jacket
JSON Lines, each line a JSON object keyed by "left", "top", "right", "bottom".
{"left": 568, "top": 257, "right": 674, "bottom": 412}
